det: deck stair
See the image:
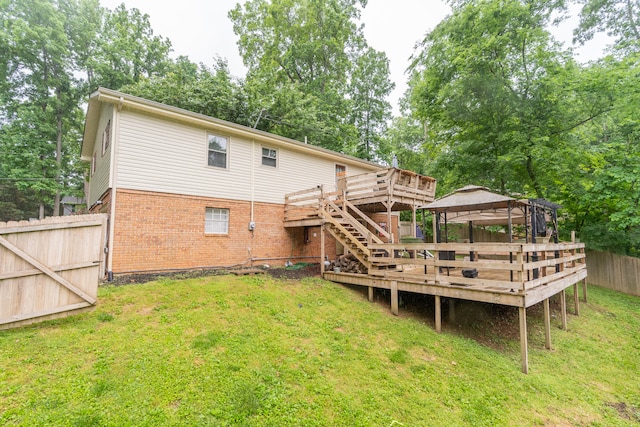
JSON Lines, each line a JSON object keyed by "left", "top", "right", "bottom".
{"left": 321, "top": 197, "right": 395, "bottom": 272}
{"left": 283, "top": 168, "right": 437, "bottom": 273}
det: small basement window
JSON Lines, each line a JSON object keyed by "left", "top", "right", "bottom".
{"left": 208, "top": 134, "right": 228, "bottom": 168}
{"left": 205, "top": 208, "right": 229, "bottom": 234}
{"left": 262, "top": 147, "right": 277, "bottom": 167}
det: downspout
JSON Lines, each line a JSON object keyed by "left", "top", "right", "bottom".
{"left": 106, "top": 99, "right": 122, "bottom": 280}
{"left": 248, "top": 140, "right": 255, "bottom": 263}
{"left": 250, "top": 139, "right": 255, "bottom": 224}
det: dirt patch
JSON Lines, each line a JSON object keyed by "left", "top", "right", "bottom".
{"left": 357, "top": 288, "right": 568, "bottom": 352}
{"left": 264, "top": 263, "right": 321, "bottom": 280}
{"left": 606, "top": 402, "right": 640, "bottom": 421}
{"left": 105, "top": 268, "right": 235, "bottom": 286}
{"left": 104, "top": 264, "right": 321, "bottom": 286}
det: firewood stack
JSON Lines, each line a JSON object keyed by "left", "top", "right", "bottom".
{"left": 330, "top": 253, "right": 367, "bottom": 274}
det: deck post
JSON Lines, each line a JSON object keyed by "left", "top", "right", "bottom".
{"left": 411, "top": 208, "right": 417, "bottom": 238}
{"left": 543, "top": 298, "right": 552, "bottom": 350}
{"left": 390, "top": 280, "right": 398, "bottom": 316}
{"left": 386, "top": 200, "right": 393, "bottom": 243}
{"left": 560, "top": 290, "right": 567, "bottom": 330}
{"left": 368, "top": 286, "right": 373, "bottom": 302}
{"left": 519, "top": 306, "right": 529, "bottom": 374}
{"left": 582, "top": 278, "right": 588, "bottom": 303}
{"left": 432, "top": 212, "right": 441, "bottom": 283}
{"left": 435, "top": 295, "right": 442, "bottom": 333}
{"left": 574, "top": 283, "right": 580, "bottom": 316}
{"left": 320, "top": 222, "right": 325, "bottom": 275}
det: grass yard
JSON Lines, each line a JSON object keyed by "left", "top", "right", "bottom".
{"left": 1, "top": 274, "right": 638, "bottom": 426}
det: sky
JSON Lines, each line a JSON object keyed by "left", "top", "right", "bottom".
{"left": 99, "top": 0, "right": 610, "bottom": 116}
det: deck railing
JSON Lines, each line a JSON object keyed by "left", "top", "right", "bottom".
{"left": 368, "top": 241, "right": 587, "bottom": 292}
{"left": 283, "top": 186, "right": 326, "bottom": 223}
{"left": 340, "top": 168, "right": 436, "bottom": 206}
{"left": 284, "top": 168, "right": 437, "bottom": 224}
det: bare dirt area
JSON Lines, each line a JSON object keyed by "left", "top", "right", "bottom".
{"left": 107, "top": 268, "right": 233, "bottom": 286}
{"left": 105, "top": 263, "right": 321, "bottom": 286}
{"left": 264, "top": 263, "right": 321, "bottom": 280}
{"left": 347, "top": 286, "right": 569, "bottom": 352}
{"left": 606, "top": 402, "right": 640, "bottom": 422}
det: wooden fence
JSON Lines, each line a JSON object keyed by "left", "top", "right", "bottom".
{"left": 0, "top": 214, "right": 108, "bottom": 329}
{"left": 586, "top": 250, "right": 640, "bottom": 296}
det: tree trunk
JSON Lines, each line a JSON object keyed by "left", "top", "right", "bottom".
{"left": 526, "top": 154, "right": 544, "bottom": 199}
{"left": 53, "top": 89, "right": 63, "bottom": 216}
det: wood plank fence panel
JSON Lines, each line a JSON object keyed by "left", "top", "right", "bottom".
{"left": 0, "top": 214, "right": 108, "bottom": 329}
{"left": 586, "top": 250, "right": 640, "bottom": 297}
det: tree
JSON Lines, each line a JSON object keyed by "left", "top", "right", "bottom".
{"left": 91, "top": 4, "right": 172, "bottom": 89}
{"left": 0, "top": 0, "right": 174, "bottom": 221}
{"left": 408, "top": 0, "right": 610, "bottom": 198}
{"left": 348, "top": 47, "right": 394, "bottom": 160}
{"left": 557, "top": 56, "right": 640, "bottom": 254}
{"left": 575, "top": 0, "right": 640, "bottom": 54}
{"left": 121, "top": 56, "right": 251, "bottom": 126}
{"left": 229, "top": 0, "right": 392, "bottom": 155}
{"left": 1, "top": 0, "right": 81, "bottom": 218}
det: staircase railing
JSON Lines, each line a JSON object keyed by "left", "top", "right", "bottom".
{"left": 341, "top": 197, "right": 391, "bottom": 242}
{"left": 319, "top": 209, "right": 371, "bottom": 268}
{"left": 325, "top": 198, "right": 383, "bottom": 245}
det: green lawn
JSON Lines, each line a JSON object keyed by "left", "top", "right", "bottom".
{"left": 1, "top": 274, "right": 638, "bottom": 426}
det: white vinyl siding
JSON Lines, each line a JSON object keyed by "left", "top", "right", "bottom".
{"left": 115, "top": 110, "right": 378, "bottom": 204}
{"left": 205, "top": 208, "right": 229, "bottom": 234}
{"left": 88, "top": 105, "right": 114, "bottom": 205}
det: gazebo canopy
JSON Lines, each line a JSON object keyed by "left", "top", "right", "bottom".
{"left": 420, "top": 185, "right": 529, "bottom": 225}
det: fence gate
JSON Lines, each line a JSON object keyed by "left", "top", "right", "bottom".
{"left": 0, "top": 214, "right": 108, "bottom": 330}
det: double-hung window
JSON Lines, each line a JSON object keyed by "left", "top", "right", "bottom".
{"left": 205, "top": 208, "right": 229, "bottom": 234}
{"left": 262, "top": 147, "right": 277, "bottom": 167}
{"left": 208, "top": 134, "right": 228, "bottom": 168}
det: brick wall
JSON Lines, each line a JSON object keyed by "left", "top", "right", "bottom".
{"left": 111, "top": 189, "right": 336, "bottom": 273}
{"left": 369, "top": 212, "right": 400, "bottom": 243}
{"left": 88, "top": 189, "right": 111, "bottom": 214}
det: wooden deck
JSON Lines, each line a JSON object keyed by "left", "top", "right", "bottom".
{"left": 283, "top": 168, "right": 588, "bottom": 373}
{"left": 284, "top": 168, "right": 436, "bottom": 228}
{"left": 323, "top": 241, "right": 588, "bottom": 373}
{"left": 339, "top": 168, "right": 436, "bottom": 212}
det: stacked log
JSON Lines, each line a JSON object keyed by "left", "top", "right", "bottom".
{"left": 330, "top": 253, "right": 367, "bottom": 274}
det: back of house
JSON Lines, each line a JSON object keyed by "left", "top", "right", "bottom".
{"left": 81, "top": 88, "right": 382, "bottom": 276}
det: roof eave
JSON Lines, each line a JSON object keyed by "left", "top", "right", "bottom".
{"left": 86, "top": 87, "right": 383, "bottom": 170}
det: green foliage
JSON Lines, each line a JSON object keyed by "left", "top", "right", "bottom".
{"left": 121, "top": 56, "right": 252, "bottom": 126}
{"left": 0, "top": 0, "right": 172, "bottom": 221}
{"left": 403, "top": 0, "right": 638, "bottom": 255}
{"left": 379, "top": 114, "right": 437, "bottom": 175}
{"left": 229, "top": 0, "right": 393, "bottom": 156}
{"left": 575, "top": 0, "right": 640, "bottom": 54}
{"left": 557, "top": 56, "right": 640, "bottom": 255}
{"left": 90, "top": 4, "right": 172, "bottom": 89}
{"left": 0, "top": 277, "right": 638, "bottom": 426}
{"left": 388, "top": 348, "right": 409, "bottom": 364}
{"left": 348, "top": 47, "right": 394, "bottom": 160}
{"left": 408, "top": 0, "right": 599, "bottom": 198}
